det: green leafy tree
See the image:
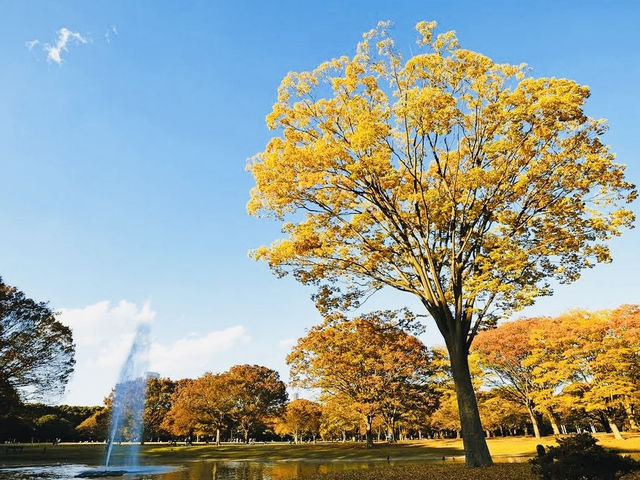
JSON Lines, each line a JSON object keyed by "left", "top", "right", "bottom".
{"left": 0, "top": 276, "right": 75, "bottom": 401}
{"left": 34, "top": 414, "right": 74, "bottom": 441}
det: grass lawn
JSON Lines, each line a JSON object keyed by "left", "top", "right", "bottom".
{"left": 2, "top": 434, "right": 640, "bottom": 479}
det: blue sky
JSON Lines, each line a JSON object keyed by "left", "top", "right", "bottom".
{"left": 1, "top": 0, "right": 638, "bottom": 405}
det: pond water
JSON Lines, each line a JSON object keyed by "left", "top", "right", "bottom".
{"left": 0, "top": 459, "right": 432, "bottom": 480}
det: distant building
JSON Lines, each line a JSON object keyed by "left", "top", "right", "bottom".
{"left": 146, "top": 371, "right": 160, "bottom": 379}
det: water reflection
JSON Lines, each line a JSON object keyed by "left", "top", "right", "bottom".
{"left": 0, "top": 460, "right": 393, "bottom": 480}
{"left": 162, "top": 460, "right": 385, "bottom": 480}
{"left": 7, "top": 450, "right": 636, "bottom": 480}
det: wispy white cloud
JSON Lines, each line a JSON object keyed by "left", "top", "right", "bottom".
{"left": 58, "top": 300, "right": 250, "bottom": 405}
{"left": 25, "top": 39, "right": 40, "bottom": 51}
{"left": 28, "top": 26, "right": 119, "bottom": 64}
{"left": 44, "top": 27, "right": 87, "bottom": 64}
{"left": 105, "top": 25, "right": 118, "bottom": 44}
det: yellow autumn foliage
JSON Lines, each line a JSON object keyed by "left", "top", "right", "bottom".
{"left": 248, "top": 20, "right": 636, "bottom": 466}
{"left": 248, "top": 20, "right": 635, "bottom": 339}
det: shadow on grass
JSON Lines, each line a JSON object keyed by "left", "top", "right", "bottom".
{"left": 143, "top": 442, "right": 466, "bottom": 462}
{"left": 0, "top": 442, "right": 467, "bottom": 467}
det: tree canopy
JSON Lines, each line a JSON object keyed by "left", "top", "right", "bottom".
{"left": 525, "top": 307, "right": 640, "bottom": 440}
{"left": 225, "top": 364, "right": 288, "bottom": 443}
{"left": 473, "top": 317, "right": 551, "bottom": 438}
{"left": 274, "top": 398, "right": 322, "bottom": 443}
{"left": 144, "top": 377, "right": 176, "bottom": 441}
{"left": 162, "top": 373, "right": 234, "bottom": 444}
{"left": 471, "top": 307, "right": 640, "bottom": 439}
{"left": 287, "top": 310, "right": 438, "bottom": 447}
{"left": 249, "top": 20, "right": 635, "bottom": 331}
{"left": 0, "top": 276, "right": 75, "bottom": 402}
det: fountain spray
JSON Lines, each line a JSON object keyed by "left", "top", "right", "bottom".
{"left": 105, "top": 324, "right": 150, "bottom": 467}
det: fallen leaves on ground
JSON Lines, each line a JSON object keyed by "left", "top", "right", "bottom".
{"left": 300, "top": 463, "right": 536, "bottom": 480}
{"left": 299, "top": 463, "right": 640, "bottom": 480}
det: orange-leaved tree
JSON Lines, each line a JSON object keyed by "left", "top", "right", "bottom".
{"left": 473, "top": 318, "right": 554, "bottom": 438}
{"left": 225, "top": 364, "right": 288, "bottom": 443}
{"left": 477, "top": 393, "right": 529, "bottom": 437}
{"left": 163, "top": 373, "right": 235, "bottom": 444}
{"left": 319, "top": 393, "right": 362, "bottom": 442}
{"left": 161, "top": 379, "right": 198, "bottom": 440}
{"left": 287, "top": 310, "right": 437, "bottom": 447}
{"left": 247, "top": 20, "right": 636, "bottom": 465}
{"left": 527, "top": 308, "right": 640, "bottom": 439}
{"left": 596, "top": 305, "right": 640, "bottom": 431}
{"left": 274, "top": 398, "right": 322, "bottom": 443}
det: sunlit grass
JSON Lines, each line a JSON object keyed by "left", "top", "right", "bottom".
{"left": 2, "top": 433, "right": 640, "bottom": 476}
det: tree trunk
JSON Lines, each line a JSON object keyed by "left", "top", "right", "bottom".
{"left": 527, "top": 406, "right": 541, "bottom": 439}
{"left": 215, "top": 428, "right": 220, "bottom": 445}
{"left": 365, "top": 415, "right": 374, "bottom": 448}
{"left": 341, "top": 430, "right": 346, "bottom": 443}
{"left": 623, "top": 397, "right": 639, "bottom": 431}
{"left": 606, "top": 415, "right": 623, "bottom": 440}
{"left": 598, "top": 412, "right": 612, "bottom": 433}
{"left": 546, "top": 410, "right": 560, "bottom": 435}
{"left": 388, "top": 419, "right": 396, "bottom": 443}
{"left": 448, "top": 343, "right": 493, "bottom": 467}
{"left": 244, "top": 429, "right": 249, "bottom": 444}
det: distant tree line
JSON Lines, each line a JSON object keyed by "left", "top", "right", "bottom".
{"left": 76, "top": 364, "right": 289, "bottom": 444}
{"left": 0, "top": 404, "right": 101, "bottom": 443}
{"left": 467, "top": 304, "right": 640, "bottom": 440}
{"left": 306, "top": 305, "right": 640, "bottom": 443}
{"left": 3, "top": 268, "right": 639, "bottom": 446}
{"left": 282, "top": 305, "right": 640, "bottom": 444}
{"left": 70, "top": 311, "right": 445, "bottom": 445}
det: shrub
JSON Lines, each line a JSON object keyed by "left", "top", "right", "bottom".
{"left": 530, "top": 433, "right": 640, "bottom": 480}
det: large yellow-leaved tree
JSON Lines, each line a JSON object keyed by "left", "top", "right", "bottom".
{"left": 247, "top": 21, "right": 636, "bottom": 466}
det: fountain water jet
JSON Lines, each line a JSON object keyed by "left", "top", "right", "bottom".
{"left": 77, "top": 324, "right": 174, "bottom": 478}
{"left": 105, "top": 323, "right": 150, "bottom": 467}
